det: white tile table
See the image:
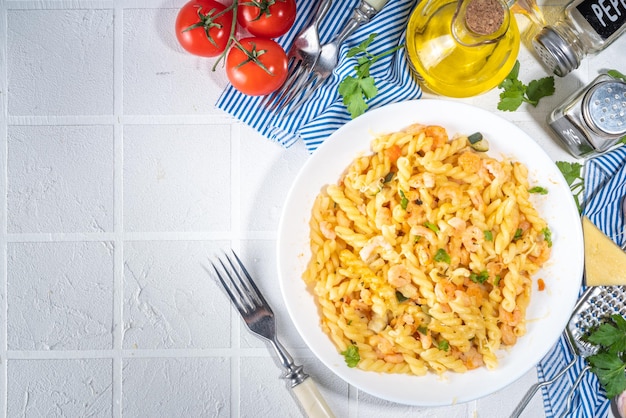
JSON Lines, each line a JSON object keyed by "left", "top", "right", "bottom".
{"left": 1, "top": 1, "right": 625, "bottom": 417}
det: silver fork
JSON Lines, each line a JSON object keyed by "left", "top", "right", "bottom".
{"left": 210, "top": 250, "right": 335, "bottom": 418}
{"left": 281, "top": 0, "right": 390, "bottom": 115}
{"left": 264, "top": 0, "right": 333, "bottom": 112}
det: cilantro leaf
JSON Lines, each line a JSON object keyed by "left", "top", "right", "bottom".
{"left": 341, "top": 344, "right": 360, "bottom": 368}
{"left": 434, "top": 248, "right": 451, "bottom": 264}
{"left": 526, "top": 77, "right": 555, "bottom": 106}
{"left": 556, "top": 161, "right": 584, "bottom": 213}
{"left": 497, "top": 60, "right": 555, "bottom": 111}
{"left": 470, "top": 270, "right": 489, "bottom": 283}
{"left": 529, "top": 186, "right": 548, "bottom": 194}
{"left": 587, "top": 352, "right": 626, "bottom": 398}
{"left": 484, "top": 230, "right": 493, "bottom": 241}
{"left": 542, "top": 227, "right": 552, "bottom": 247}
{"left": 437, "top": 339, "right": 450, "bottom": 351}
{"left": 338, "top": 33, "right": 403, "bottom": 118}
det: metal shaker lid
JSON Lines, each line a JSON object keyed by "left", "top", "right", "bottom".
{"left": 532, "top": 26, "right": 580, "bottom": 77}
{"left": 582, "top": 80, "right": 626, "bottom": 137}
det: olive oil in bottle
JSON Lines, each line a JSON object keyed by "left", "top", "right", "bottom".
{"left": 406, "top": 0, "right": 521, "bottom": 97}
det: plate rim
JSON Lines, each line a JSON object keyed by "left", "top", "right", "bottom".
{"left": 276, "top": 98, "right": 584, "bottom": 406}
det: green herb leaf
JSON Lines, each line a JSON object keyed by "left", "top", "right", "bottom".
{"left": 513, "top": 228, "right": 523, "bottom": 240}
{"left": 484, "top": 230, "right": 493, "bottom": 241}
{"left": 556, "top": 161, "right": 584, "bottom": 213}
{"left": 542, "top": 227, "right": 552, "bottom": 247}
{"left": 470, "top": 270, "right": 489, "bottom": 284}
{"left": 396, "top": 291, "right": 409, "bottom": 302}
{"left": 399, "top": 189, "right": 409, "bottom": 210}
{"left": 529, "top": 186, "right": 548, "bottom": 194}
{"left": 434, "top": 248, "right": 451, "bottom": 264}
{"left": 497, "top": 60, "right": 555, "bottom": 111}
{"left": 587, "top": 352, "right": 626, "bottom": 398}
{"left": 424, "top": 221, "right": 439, "bottom": 233}
{"left": 437, "top": 339, "right": 450, "bottom": 351}
{"left": 526, "top": 77, "right": 555, "bottom": 106}
{"left": 338, "top": 33, "right": 404, "bottom": 118}
{"left": 585, "top": 314, "right": 626, "bottom": 397}
{"left": 341, "top": 344, "right": 361, "bottom": 368}
{"left": 608, "top": 69, "right": 626, "bottom": 82}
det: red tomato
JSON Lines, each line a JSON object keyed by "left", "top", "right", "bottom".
{"left": 226, "top": 37, "right": 288, "bottom": 96}
{"left": 175, "top": 0, "right": 233, "bottom": 57}
{"left": 237, "top": 0, "right": 297, "bottom": 38}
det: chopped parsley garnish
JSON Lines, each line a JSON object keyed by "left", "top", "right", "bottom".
{"left": 493, "top": 275, "right": 501, "bottom": 286}
{"left": 513, "top": 228, "right": 523, "bottom": 240}
{"left": 424, "top": 221, "right": 439, "bottom": 233}
{"left": 585, "top": 314, "right": 626, "bottom": 398}
{"left": 396, "top": 291, "right": 409, "bottom": 302}
{"left": 383, "top": 172, "right": 394, "bottom": 183}
{"left": 433, "top": 248, "right": 451, "bottom": 264}
{"left": 399, "top": 189, "right": 409, "bottom": 210}
{"left": 341, "top": 344, "right": 361, "bottom": 368}
{"left": 437, "top": 339, "right": 450, "bottom": 351}
{"left": 542, "top": 227, "right": 552, "bottom": 247}
{"left": 529, "top": 186, "right": 548, "bottom": 194}
{"left": 470, "top": 270, "right": 489, "bottom": 284}
{"left": 484, "top": 230, "right": 493, "bottom": 241}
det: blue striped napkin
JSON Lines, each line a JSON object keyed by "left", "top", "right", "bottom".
{"left": 216, "top": 0, "right": 422, "bottom": 153}
{"left": 537, "top": 146, "right": 626, "bottom": 417}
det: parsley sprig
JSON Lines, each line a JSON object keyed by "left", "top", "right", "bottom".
{"left": 338, "top": 34, "right": 403, "bottom": 119}
{"left": 585, "top": 314, "right": 626, "bottom": 398}
{"left": 497, "top": 61, "right": 555, "bottom": 111}
{"left": 556, "top": 161, "right": 584, "bottom": 213}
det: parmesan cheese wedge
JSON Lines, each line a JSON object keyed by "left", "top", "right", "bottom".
{"left": 583, "top": 216, "right": 626, "bottom": 286}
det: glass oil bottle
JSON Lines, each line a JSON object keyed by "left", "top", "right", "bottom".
{"left": 405, "top": 0, "right": 521, "bottom": 97}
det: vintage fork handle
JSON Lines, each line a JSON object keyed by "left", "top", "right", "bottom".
{"left": 333, "top": 0, "right": 390, "bottom": 46}
{"left": 270, "top": 336, "right": 335, "bottom": 417}
{"left": 292, "top": 376, "right": 336, "bottom": 418}
{"left": 509, "top": 357, "right": 578, "bottom": 418}
{"left": 313, "top": 0, "right": 333, "bottom": 27}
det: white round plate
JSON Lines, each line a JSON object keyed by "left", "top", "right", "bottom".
{"left": 277, "top": 99, "right": 583, "bottom": 406}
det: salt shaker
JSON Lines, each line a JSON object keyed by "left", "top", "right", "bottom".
{"left": 548, "top": 73, "right": 626, "bottom": 157}
{"left": 533, "top": 0, "right": 626, "bottom": 76}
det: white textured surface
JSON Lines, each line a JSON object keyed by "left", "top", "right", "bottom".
{"left": 0, "top": 1, "right": 625, "bottom": 417}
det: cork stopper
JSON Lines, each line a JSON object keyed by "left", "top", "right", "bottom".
{"left": 465, "top": 0, "right": 505, "bottom": 35}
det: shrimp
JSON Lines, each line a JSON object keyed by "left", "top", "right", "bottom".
{"left": 404, "top": 123, "right": 427, "bottom": 135}
{"left": 434, "top": 281, "right": 457, "bottom": 303}
{"left": 359, "top": 236, "right": 393, "bottom": 264}
{"left": 370, "top": 335, "right": 404, "bottom": 363}
{"left": 500, "top": 324, "right": 517, "bottom": 345}
{"left": 447, "top": 216, "right": 466, "bottom": 232}
{"left": 462, "top": 225, "right": 484, "bottom": 252}
{"left": 479, "top": 159, "right": 509, "bottom": 183}
{"left": 319, "top": 221, "right": 336, "bottom": 240}
{"left": 387, "top": 264, "right": 412, "bottom": 288}
{"left": 408, "top": 172, "right": 435, "bottom": 189}
{"left": 499, "top": 306, "right": 522, "bottom": 327}
{"left": 460, "top": 346, "right": 485, "bottom": 370}
{"left": 410, "top": 225, "right": 438, "bottom": 245}
{"left": 458, "top": 151, "right": 482, "bottom": 174}
{"left": 425, "top": 125, "right": 449, "bottom": 150}
{"left": 417, "top": 330, "right": 432, "bottom": 350}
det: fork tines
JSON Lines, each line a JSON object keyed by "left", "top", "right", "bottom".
{"left": 210, "top": 250, "right": 272, "bottom": 316}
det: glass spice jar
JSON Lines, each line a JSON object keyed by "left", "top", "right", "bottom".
{"left": 533, "top": 0, "right": 626, "bottom": 76}
{"left": 548, "top": 73, "right": 626, "bottom": 157}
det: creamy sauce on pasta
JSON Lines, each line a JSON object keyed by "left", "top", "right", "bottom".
{"left": 303, "top": 123, "right": 552, "bottom": 375}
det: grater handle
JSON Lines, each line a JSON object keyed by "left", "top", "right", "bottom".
{"left": 560, "top": 365, "right": 591, "bottom": 418}
{"left": 510, "top": 357, "right": 578, "bottom": 418}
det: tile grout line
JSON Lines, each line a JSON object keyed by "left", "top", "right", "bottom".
{"left": 112, "top": 3, "right": 124, "bottom": 418}
{"left": 230, "top": 121, "right": 242, "bottom": 417}
{"left": 0, "top": 3, "right": 8, "bottom": 417}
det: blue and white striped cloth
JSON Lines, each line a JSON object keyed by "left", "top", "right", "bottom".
{"left": 216, "top": 0, "right": 422, "bottom": 153}
{"left": 537, "top": 146, "right": 626, "bottom": 417}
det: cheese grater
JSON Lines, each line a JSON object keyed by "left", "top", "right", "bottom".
{"left": 511, "top": 285, "right": 626, "bottom": 418}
